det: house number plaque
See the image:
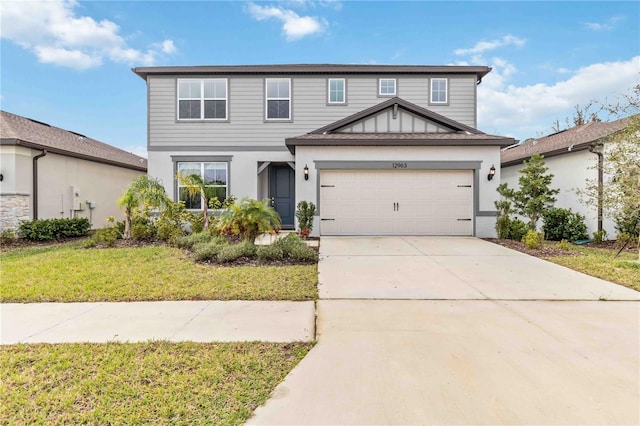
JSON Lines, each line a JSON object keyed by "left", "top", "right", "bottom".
{"left": 392, "top": 162, "right": 408, "bottom": 169}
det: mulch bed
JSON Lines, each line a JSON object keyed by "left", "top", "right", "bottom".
{"left": 484, "top": 238, "right": 637, "bottom": 258}
{"left": 484, "top": 238, "right": 577, "bottom": 257}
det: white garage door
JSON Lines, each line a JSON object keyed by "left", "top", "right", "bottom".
{"left": 320, "top": 170, "right": 473, "bottom": 236}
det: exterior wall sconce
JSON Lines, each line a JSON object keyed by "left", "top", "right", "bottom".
{"left": 488, "top": 165, "right": 496, "bottom": 181}
{"left": 0, "top": 173, "right": 3, "bottom": 182}
{"left": 304, "top": 165, "right": 309, "bottom": 181}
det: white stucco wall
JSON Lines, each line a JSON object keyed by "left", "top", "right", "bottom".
{"left": 295, "top": 145, "right": 502, "bottom": 238}
{"left": 148, "top": 150, "right": 295, "bottom": 202}
{"left": 501, "top": 149, "right": 616, "bottom": 238}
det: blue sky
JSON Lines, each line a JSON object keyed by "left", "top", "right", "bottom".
{"left": 1, "top": 1, "right": 638, "bottom": 157}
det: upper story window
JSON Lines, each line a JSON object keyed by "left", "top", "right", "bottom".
{"left": 177, "top": 79, "right": 227, "bottom": 120}
{"left": 265, "top": 78, "right": 291, "bottom": 120}
{"left": 328, "top": 78, "right": 346, "bottom": 104}
{"left": 177, "top": 161, "right": 228, "bottom": 209}
{"left": 379, "top": 78, "right": 396, "bottom": 96}
{"left": 430, "top": 78, "right": 448, "bottom": 104}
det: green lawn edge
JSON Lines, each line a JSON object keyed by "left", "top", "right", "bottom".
{"left": 1, "top": 341, "right": 314, "bottom": 425}
{"left": 1, "top": 243, "right": 318, "bottom": 303}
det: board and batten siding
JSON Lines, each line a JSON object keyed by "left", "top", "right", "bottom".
{"left": 148, "top": 75, "right": 477, "bottom": 148}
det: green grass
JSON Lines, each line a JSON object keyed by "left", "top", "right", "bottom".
{"left": 0, "top": 341, "right": 313, "bottom": 425}
{"left": 544, "top": 244, "right": 640, "bottom": 291}
{"left": 1, "top": 242, "right": 318, "bottom": 302}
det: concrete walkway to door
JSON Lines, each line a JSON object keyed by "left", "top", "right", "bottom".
{"left": 248, "top": 237, "right": 640, "bottom": 425}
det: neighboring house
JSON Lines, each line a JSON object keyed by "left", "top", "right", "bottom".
{"left": 133, "top": 64, "right": 514, "bottom": 237}
{"left": 501, "top": 116, "right": 634, "bottom": 238}
{"left": 0, "top": 111, "right": 147, "bottom": 231}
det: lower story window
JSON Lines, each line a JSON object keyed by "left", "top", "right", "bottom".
{"left": 177, "top": 162, "right": 228, "bottom": 209}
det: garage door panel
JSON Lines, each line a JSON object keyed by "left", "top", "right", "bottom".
{"left": 320, "top": 170, "right": 473, "bottom": 236}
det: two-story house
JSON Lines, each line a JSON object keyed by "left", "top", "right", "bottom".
{"left": 133, "top": 64, "right": 514, "bottom": 237}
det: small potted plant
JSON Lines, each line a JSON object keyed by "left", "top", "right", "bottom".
{"left": 295, "top": 201, "right": 316, "bottom": 239}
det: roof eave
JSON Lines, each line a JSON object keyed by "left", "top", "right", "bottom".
{"left": 1, "top": 138, "right": 147, "bottom": 172}
{"left": 132, "top": 64, "right": 492, "bottom": 80}
{"left": 286, "top": 137, "right": 515, "bottom": 154}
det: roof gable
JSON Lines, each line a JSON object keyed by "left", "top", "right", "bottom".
{"left": 310, "top": 97, "right": 481, "bottom": 135}
{"left": 285, "top": 97, "right": 515, "bottom": 153}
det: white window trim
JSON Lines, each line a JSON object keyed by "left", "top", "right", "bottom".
{"left": 177, "top": 161, "right": 228, "bottom": 210}
{"left": 177, "top": 78, "right": 228, "bottom": 121}
{"left": 327, "top": 78, "right": 346, "bottom": 104}
{"left": 378, "top": 78, "right": 397, "bottom": 96}
{"left": 430, "top": 78, "right": 448, "bottom": 104}
{"left": 265, "top": 78, "right": 292, "bottom": 121}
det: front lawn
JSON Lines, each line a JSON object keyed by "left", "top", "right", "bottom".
{"left": 544, "top": 245, "right": 640, "bottom": 292}
{"left": 0, "top": 341, "right": 313, "bottom": 425}
{"left": 1, "top": 243, "right": 318, "bottom": 303}
{"left": 488, "top": 239, "right": 639, "bottom": 291}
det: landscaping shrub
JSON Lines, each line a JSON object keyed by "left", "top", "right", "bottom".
{"left": 131, "top": 223, "right": 156, "bottom": 241}
{"left": 494, "top": 199, "right": 514, "bottom": 239}
{"left": 592, "top": 229, "right": 608, "bottom": 243}
{"left": 256, "top": 245, "right": 284, "bottom": 261}
{"left": 18, "top": 218, "right": 91, "bottom": 241}
{"left": 84, "top": 227, "right": 120, "bottom": 248}
{"left": 508, "top": 219, "right": 529, "bottom": 241}
{"left": 288, "top": 244, "right": 318, "bottom": 262}
{"left": 558, "top": 239, "right": 571, "bottom": 251}
{"left": 614, "top": 208, "right": 639, "bottom": 238}
{"left": 274, "top": 233, "right": 305, "bottom": 256}
{"left": 217, "top": 197, "right": 281, "bottom": 243}
{"left": 542, "top": 208, "right": 588, "bottom": 242}
{"left": 0, "top": 229, "right": 17, "bottom": 245}
{"left": 175, "top": 232, "right": 213, "bottom": 249}
{"left": 217, "top": 244, "right": 245, "bottom": 263}
{"left": 616, "top": 232, "right": 639, "bottom": 249}
{"left": 522, "top": 230, "right": 542, "bottom": 249}
{"left": 193, "top": 241, "right": 226, "bottom": 262}
{"left": 238, "top": 240, "right": 257, "bottom": 257}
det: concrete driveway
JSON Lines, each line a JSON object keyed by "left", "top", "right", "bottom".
{"left": 319, "top": 236, "right": 640, "bottom": 300}
{"left": 249, "top": 237, "right": 640, "bottom": 425}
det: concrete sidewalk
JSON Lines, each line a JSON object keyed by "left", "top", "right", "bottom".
{"left": 1, "top": 300, "right": 315, "bottom": 344}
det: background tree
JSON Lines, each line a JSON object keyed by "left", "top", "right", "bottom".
{"left": 497, "top": 154, "right": 559, "bottom": 231}
{"left": 118, "top": 175, "right": 169, "bottom": 239}
{"left": 576, "top": 85, "right": 640, "bottom": 260}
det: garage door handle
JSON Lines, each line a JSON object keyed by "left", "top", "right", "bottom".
{"left": 321, "top": 218, "right": 335, "bottom": 221}
{"left": 457, "top": 218, "right": 472, "bottom": 221}
{"left": 321, "top": 185, "right": 335, "bottom": 188}
{"left": 457, "top": 185, "right": 472, "bottom": 188}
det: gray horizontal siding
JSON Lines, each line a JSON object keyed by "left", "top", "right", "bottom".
{"left": 148, "top": 75, "right": 477, "bottom": 147}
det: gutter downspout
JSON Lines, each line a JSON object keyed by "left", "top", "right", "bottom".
{"left": 32, "top": 149, "right": 47, "bottom": 220}
{"left": 588, "top": 144, "right": 604, "bottom": 233}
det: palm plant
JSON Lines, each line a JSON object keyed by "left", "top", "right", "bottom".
{"left": 176, "top": 173, "right": 226, "bottom": 229}
{"left": 117, "top": 175, "right": 169, "bottom": 239}
{"left": 217, "top": 197, "right": 281, "bottom": 243}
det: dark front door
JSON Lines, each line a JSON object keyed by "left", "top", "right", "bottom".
{"left": 270, "top": 165, "right": 295, "bottom": 229}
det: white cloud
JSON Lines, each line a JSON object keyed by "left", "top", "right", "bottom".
{"left": 246, "top": 3, "right": 327, "bottom": 40}
{"left": 0, "top": 0, "right": 176, "bottom": 70}
{"left": 454, "top": 35, "right": 526, "bottom": 56}
{"left": 584, "top": 16, "right": 624, "bottom": 31}
{"left": 477, "top": 56, "right": 640, "bottom": 140}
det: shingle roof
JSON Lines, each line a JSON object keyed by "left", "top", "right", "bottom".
{"left": 501, "top": 115, "right": 635, "bottom": 167}
{"left": 0, "top": 110, "right": 147, "bottom": 171}
{"left": 133, "top": 64, "right": 492, "bottom": 81}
